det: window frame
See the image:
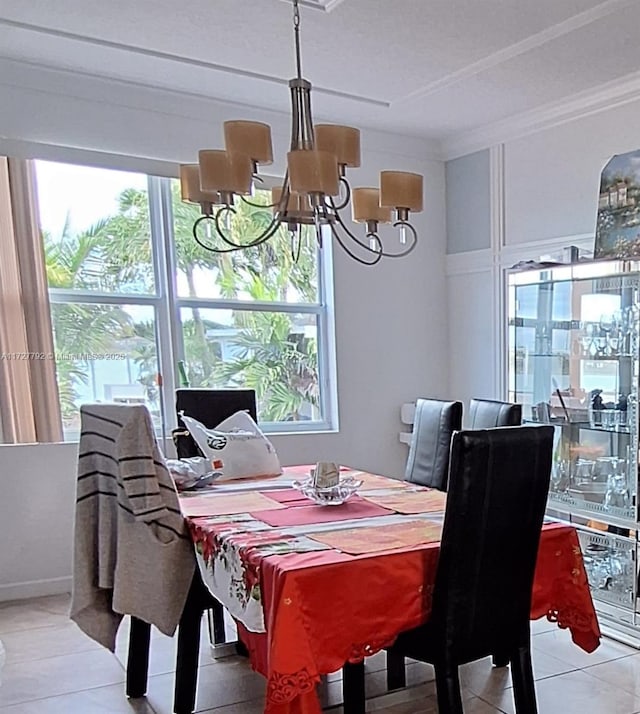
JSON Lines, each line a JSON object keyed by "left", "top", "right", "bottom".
{"left": 41, "top": 164, "right": 337, "bottom": 438}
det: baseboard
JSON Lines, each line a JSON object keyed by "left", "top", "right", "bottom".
{"left": 0, "top": 576, "right": 72, "bottom": 602}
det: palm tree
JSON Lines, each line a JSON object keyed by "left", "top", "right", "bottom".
{"left": 45, "top": 182, "right": 321, "bottom": 424}
{"left": 43, "top": 220, "right": 134, "bottom": 422}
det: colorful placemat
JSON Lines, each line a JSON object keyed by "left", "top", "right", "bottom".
{"left": 180, "top": 491, "right": 287, "bottom": 517}
{"left": 308, "top": 519, "right": 443, "bottom": 555}
{"left": 261, "top": 488, "right": 309, "bottom": 504}
{"left": 361, "top": 489, "right": 447, "bottom": 514}
{"left": 250, "top": 497, "right": 394, "bottom": 527}
{"left": 349, "top": 471, "right": 407, "bottom": 490}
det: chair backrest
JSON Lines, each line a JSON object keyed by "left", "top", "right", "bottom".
{"left": 430, "top": 425, "right": 553, "bottom": 665}
{"left": 72, "top": 403, "right": 193, "bottom": 650}
{"left": 468, "top": 398, "right": 522, "bottom": 429}
{"left": 404, "top": 398, "right": 463, "bottom": 490}
{"left": 174, "top": 389, "right": 257, "bottom": 458}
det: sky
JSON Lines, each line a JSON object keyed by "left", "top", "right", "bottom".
{"left": 34, "top": 160, "right": 147, "bottom": 239}
{"left": 33, "top": 158, "right": 313, "bottom": 309}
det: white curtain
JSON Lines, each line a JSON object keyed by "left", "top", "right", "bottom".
{"left": 0, "top": 157, "right": 62, "bottom": 442}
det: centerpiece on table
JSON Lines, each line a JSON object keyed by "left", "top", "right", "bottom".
{"left": 292, "top": 461, "right": 362, "bottom": 506}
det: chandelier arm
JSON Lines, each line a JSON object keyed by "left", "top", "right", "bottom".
{"left": 192, "top": 216, "right": 249, "bottom": 254}
{"left": 239, "top": 170, "right": 292, "bottom": 210}
{"left": 328, "top": 197, "right": 384, "bottom": 253}
{"left": 290, "top": 227, "right": 302, "bottom": 263}
{"left": 328, "top": 221, "right": 383, "bottom": 266}
{"left": 329, "top": 198, "right": 419, "bottom": 258}
{"left": 238, "top": 175, "right": 280, "bottom": 209}
{"left": 387, "top": 220, "right": 419, "bottom": 258}
{"left": 213, "top": 205, "right": 244, "bottom": 248}
{"left": 327, "top": 176, "right": 351, "bottom": 212}
{"left": 197, "top": 214, "right": 283, "bottom": 253}
{"left": 206, "top": 205, "right": 283, "bottom": 250}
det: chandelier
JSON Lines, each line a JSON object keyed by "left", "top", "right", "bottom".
{"left": 179, "top": 0, "right": 423, "bottom": 266}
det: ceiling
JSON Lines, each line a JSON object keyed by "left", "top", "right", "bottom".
{"left": 1, "top": 0, "right": 640, "bottom": 148}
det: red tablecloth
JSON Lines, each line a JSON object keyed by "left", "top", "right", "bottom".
{"left": 183, "top": 467, "right": 601, "bottom": 714}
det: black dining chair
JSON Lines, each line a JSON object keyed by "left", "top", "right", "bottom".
{"left": 173, "top": 388, "right": 258, "bottom": 459}
{"left": 404, "top": 398, "right": 463, "bottom": 491}
{"left": 127, "top": 575, "right": 219, "bottom": 714}
{"left": 382, "top": 425, "right": 554, "bottom": 714}
{"left": 172, "top": 388, "right": 257, "bottom": 649}
{"left": 468, "top": 398, "right": 522, "bottom": 429}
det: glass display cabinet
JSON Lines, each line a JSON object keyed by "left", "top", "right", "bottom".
{"left": 508, "top": 258, "right": 640, "bottom": 641}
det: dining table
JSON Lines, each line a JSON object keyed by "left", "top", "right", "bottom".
{"left": 179, "top": 464, "right": 601, "bottom": 714}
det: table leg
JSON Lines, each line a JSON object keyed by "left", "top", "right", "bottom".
{"left": 343, "top": 661, "right": 365, "bottom": 714}
{"left": 208, "top": 601, "right": 226, "bottom": 644}
{"left": 174, "top": 600, "right": 202, "bottom": 714}
{"left": 492, "top": 652, "right": 510, "bottom": 668}
{"left": 386, "top": 649, "right": 406, "bottom": 690}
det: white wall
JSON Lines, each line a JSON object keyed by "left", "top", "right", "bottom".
{"left": 504, "top": 100, "right": 640, "bottom": 246}
{"left": 0, "top": 58, "right": 447, "bottom": 600}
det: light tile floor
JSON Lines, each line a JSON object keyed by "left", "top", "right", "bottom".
{"left": 1, "top": 594, "right": 639, "bottom": 713}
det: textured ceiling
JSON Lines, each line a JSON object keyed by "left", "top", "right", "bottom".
{"left": 0, "top": 0, "right": 639, "bottom": 145}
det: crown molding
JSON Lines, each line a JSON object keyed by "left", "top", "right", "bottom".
{"left": 0, "top": 56, "right": 442, "bottom": 163}
{"left": 396, "top": 0, "right": 632, "bottom": 106}
{"left": 0, "top": 17, "right": 388, "bottom": 108}
{"left": 442, "top": 68, "right": 640, "bottom": 160}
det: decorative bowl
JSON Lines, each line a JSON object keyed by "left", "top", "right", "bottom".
{"left": 291, "top": 476, "right": 363, "bottom": 506}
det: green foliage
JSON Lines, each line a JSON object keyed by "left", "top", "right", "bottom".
{"left": 43, "top": 179, "right": 322, "bottom": 426}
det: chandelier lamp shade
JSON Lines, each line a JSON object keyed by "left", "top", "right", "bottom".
{"left": 179, "top": 0, "right": 423, "bottom": 266}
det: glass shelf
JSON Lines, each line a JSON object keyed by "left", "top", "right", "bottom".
{"left": 576, "top": 529, "right": 636, "bottom": 611}
{"left": 523, "top": 419, "right": 631, "bottom": 435}
{"left": 520, "top": 353, "right": 633, "bottom": 360}
{"left": 547, "top": 492, "right": 636, "bottom": 529}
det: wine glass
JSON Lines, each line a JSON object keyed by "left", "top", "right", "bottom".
{"left": 580, "top": 322, "right": 595, "bottom": 358}
{"left": 598, "top": 313, "right": 616, "bottom": 356}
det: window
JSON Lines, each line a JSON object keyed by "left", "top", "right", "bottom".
{"left": 31, "top": 159, "right": 333, "bottom": 440}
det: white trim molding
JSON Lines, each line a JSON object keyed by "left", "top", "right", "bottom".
{"left": 397, "top": 0, "right": 633, "bottom": 108}
{"left": 490, "top": 145, "right": 507, "bottom": 398}
{"left": 499, "top": 234, "right": 594, "bottom": 268}
{"left": 445, "top": 248, "right": 493, "bottom": 276}
{"left": 0, "top": 576, "right": 71, "bottom": 602}
{"left": 446, "top": 234, "right": 595, "bottom": 276}
{"left": 443, "top": 67, "right": 640, "bottom": 161}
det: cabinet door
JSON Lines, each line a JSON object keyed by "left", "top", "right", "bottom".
{"left": 576, "top": 528, "right": 636, "bottom": 612}
{"left": 509, "top": 269, "right": 640, "bottom": 526}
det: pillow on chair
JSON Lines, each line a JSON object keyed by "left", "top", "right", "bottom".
{"left": 181, "top": 410, "right": 281, "bottom": 480}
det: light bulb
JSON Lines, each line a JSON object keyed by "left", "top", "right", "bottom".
{"left": 369, "top": 235, "right": 377, "bottom": 251}
{"left": 399, "top": 224, "right": 407, "bottom": 245}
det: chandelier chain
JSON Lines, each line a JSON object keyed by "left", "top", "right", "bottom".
{"left": 293, "top": 0, "right": 302, "bottom": 79}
